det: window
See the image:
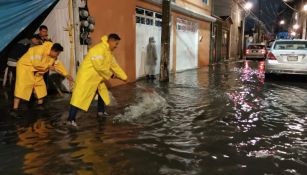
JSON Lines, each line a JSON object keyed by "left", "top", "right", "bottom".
{"left": 155, "top": 13, "right": 162, "bottom": 19}
{"left": 136, "top": 16, "right": 145, "bottom": 24}
{"left": 155, "top": 20, "right": 162, "bottom": 27}
{"left": 146, "top": 18, "right": 153, "bottom": 25}
{"left": 136, "top": 8, "right": 144, "bottom": 15}
{"left": 136, "top": 7, "right": 162, "bottom": 27}
{"left": 145, "top": 11, "right": 153, "bottom": 17}
{"left": 248, "top": 45, "right": 265, "bottom": 49}
{"left": 274, "top": 41, "right": 307, "bottom": 50}
{"left": 176, "top": 18, "right": 198, "bottom": 33}
{"left": 202, "top": 0, "right": 208, "bottom": 5}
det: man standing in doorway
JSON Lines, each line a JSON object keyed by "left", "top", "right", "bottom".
{"left": 145, "top": 37, "right": 158, "bottom": 80}
{"left": 67, "top": 33, "right": 127, "bottom": 127}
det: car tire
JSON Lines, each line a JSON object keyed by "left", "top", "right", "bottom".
{"left": 265, "top": 73, "right": 271, "bottom": 79}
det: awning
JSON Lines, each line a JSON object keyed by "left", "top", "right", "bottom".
{"left": 0, "top": 0, "right": 58, "bottom": 52}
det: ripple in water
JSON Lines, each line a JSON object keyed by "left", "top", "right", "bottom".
{"left": 113, "top": 89, "right": 167, "bottom": 123}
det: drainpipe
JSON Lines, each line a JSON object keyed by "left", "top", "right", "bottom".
{"left": 240, "top": 14, "right": 246, "bottom": 60}
{"left": 160, "top": 0, "right": 171, "bottom": 82}
{"left": 72, "top": 0, "right": 87, "bottom": 73}
{"left": 210, "top": 0, "right": 215, "bottom": 64}
{"left": 68, "top": 0, "right": 76, "bottom": 84}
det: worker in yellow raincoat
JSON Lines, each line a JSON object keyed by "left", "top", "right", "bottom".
{"left": 10, "top": 42, "right": 73, "bottom": 118}
{"left": 67, "top": 33, "right": 127, "bottom": 127}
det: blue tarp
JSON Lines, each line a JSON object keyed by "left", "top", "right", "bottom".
{"left": 0, "top": 0, "right": 57, "bottom": 52}
{"left": 276, "top": 32, "right": 289, "bottom": 39}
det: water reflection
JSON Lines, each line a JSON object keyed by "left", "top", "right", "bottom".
{"left": 1, "top": 61, "right": 307, "bottom": 174}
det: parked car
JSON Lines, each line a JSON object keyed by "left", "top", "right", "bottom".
{"left": 245, "top": 44, "right": 267, "bottom": 60}
{"left": 265, "top": 39, "right": 307, "bottom": 75}
{"left": 266, "top": 40, "right": 275, "bottom": 52}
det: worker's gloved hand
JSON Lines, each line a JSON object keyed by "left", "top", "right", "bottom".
{"left": 66, "top": 75, "right": 74, "bottom": 82}
{"left": 111, "top": 74, "right": 127, "bottom": 82}
{"left": 35, "top": 71, "right": 45, "bottom": 76}
{"left": 66, "top": 75, "right": 74, "bottom": 92}
{"left": 49, "top": 65, "right": 56, "bottom": 71}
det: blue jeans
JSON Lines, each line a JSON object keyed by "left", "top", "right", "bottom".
{"left": 68, "top": 94, "right": 105, "bottom": 121}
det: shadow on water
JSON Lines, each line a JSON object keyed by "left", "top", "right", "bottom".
{"left": 1, "top": 60, "right": 307, "bottom": 174}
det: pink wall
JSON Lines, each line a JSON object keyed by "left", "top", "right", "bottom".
{"left": 88, "top": 0, "right": 136, "bottom": 86}
{"left": 88, "top": 0, "right": 212, "bottom": 84}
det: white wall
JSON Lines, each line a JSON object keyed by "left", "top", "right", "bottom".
{"left": 40, "top": 0, "right": 74, "bottom": 90}
{"left": 175, "top": 18, "right": 198, "bottom": 71}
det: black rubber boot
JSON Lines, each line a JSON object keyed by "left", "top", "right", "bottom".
{"left": 9, "top": 109, "right": 23, "bottom": 119}
{"left": 35, "top": 104, "right": 46, "bottom": 111}
{"left": 97, "top": 111, "right": 109, "bottom": 118}
{"left": 146, "top": 75, "right": 150, "bottom": 80}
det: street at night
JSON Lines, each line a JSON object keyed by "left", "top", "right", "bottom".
{"left": 2, "top": 0, "right": 307, "bottom": 174}
{"left": 1, "top": 61, "right": 307, "bottom": 174}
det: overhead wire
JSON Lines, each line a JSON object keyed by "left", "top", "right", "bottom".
{"left": 239, "top": 0, "right": 289, "bottom": 34}
{"left": 282, "top": 0, "right": 298, "bottom": 12}
{"left": 236, "top": 0, "right": 268, "bottom": 32}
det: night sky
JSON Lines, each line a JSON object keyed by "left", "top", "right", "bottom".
{"left": 245, "top": 0, "right": 298, "bottom": 34}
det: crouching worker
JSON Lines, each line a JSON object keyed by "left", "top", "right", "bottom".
{"left": 10, "top": 42, "right": 73, "bottom": 118}
{"left": 67, "top": 33, "right": 128, "bottom": 127}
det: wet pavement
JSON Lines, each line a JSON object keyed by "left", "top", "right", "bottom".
{"left": 1, "top": 60, "right": 307, "bottom": 175}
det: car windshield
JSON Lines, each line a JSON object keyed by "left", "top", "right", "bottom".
{"left": 248, "top": 45, "right": 265, "bottom": 49}
{"left": 274, "top": 41, "right": 307, "bottom": 50}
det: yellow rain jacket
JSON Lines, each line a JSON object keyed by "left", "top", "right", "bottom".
{"left": 70, "top": 36, "right": 127, "bottom": 111}
{"left": 15, "top": 42, "right": 68, "bottom": 101}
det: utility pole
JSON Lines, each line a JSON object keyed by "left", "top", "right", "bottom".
{"left": 257, "top": 0, "right": 261, "bottom": 43}
{"left": 303, "top": 2, "right": 307, "bottom": 39}
{"left": 240, "top": 16, "right": 246, "bottom": 59}
{"left": 160, "top": 0, "right": 171, "bottom": 82}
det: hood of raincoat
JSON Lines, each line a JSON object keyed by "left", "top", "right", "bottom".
{"left": 42, "top": 41, "right": 53, "bottom": 56}
{"left": 149, "top": 37, "right": 155, "bottom": 43}
{"left": 101, "top": 36, "right": 110, "bottom": 50}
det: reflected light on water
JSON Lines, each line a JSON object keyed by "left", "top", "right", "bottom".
{"left": 1, "top": 61, "right": 307, "bottom": 175}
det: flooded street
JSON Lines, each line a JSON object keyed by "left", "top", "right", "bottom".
{"left": 1, "top": 61, "right": 307, "bottom": 175}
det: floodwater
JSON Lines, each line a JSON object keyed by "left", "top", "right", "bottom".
{"left": 1, "top": 61, "right": 307, "bottom": 175}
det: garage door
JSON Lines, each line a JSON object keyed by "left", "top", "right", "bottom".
{"left": 135, "top": 7, "right": 173, "bottom": 79}
{"left": 176, "top": 18, "right": 199, "bottom": 71}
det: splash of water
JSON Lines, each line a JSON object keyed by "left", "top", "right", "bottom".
{"left": 108, "top": 91, "right": 118, "bottom": 106}
{"left": 113, "top": 90, "right": 167, "bottom": 123}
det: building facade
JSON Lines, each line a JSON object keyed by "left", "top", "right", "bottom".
{"left": 88, "top": 0, "right": 216, "bottom": 85}
{"left": 212, "top": 0, "right": 244, "bottom": 63}
{"left": 229, "top": 0, "right": 243, "bottom": 60}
